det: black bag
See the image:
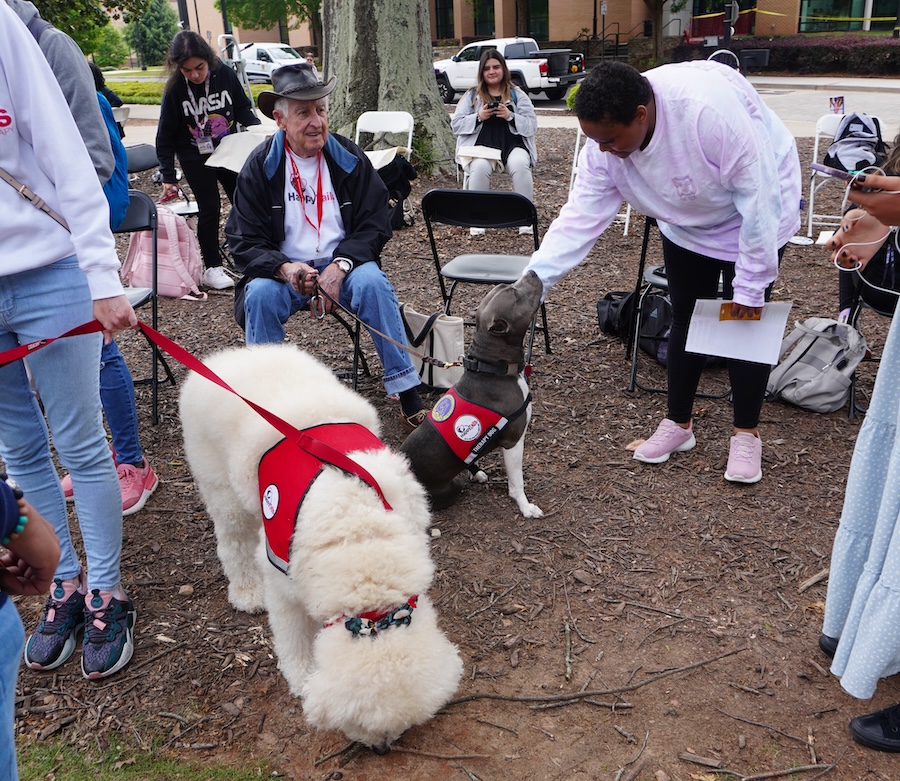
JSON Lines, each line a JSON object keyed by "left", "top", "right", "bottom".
{"left": 596, "top": 291, "right": 635, "bottom": 337}
{"left": 376, "top": 155, "right": 417, "bottom": 229}
{"left": 597, "top": 290, "right": 672, "bottom": 365}
{"left": 638, "top": 291, "right": 673, "bottom": 366}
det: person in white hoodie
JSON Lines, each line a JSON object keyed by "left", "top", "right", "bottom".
{"left": 525, "top": 60, "right": 801, "bottom": 484}
{"left": 0, "top": 1, "right": 138, "bottom": 689}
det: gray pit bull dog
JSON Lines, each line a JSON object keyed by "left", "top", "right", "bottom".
{"left": 400, "top": 271, "right": 544, "bottom": 518}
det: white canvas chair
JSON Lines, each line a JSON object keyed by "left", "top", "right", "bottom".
{"left": 354, "top": 110, "right": 414, "bottom": 161}
{"left": 807, "top": 113, "right": 850, "bottom": 238}
{"left": 111, "top": 105, "right": 130, "bottom": 126}
{"left": 570, "top": 125, "right": 631, "bottom": 235}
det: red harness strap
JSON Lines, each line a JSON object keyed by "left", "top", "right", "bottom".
{"left": 258, "top": 422, "right": 386, "bottom": 574}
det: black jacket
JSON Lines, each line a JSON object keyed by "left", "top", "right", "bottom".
{"left": 225, "top": 130, "right": 393, "bottom": 327}
{"left": 156, "top": 61, "right": 259, "bottom": 183}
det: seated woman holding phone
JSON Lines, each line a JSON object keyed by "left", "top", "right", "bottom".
{"left": 450, "top": 49, "right": 537, "bottom": 235}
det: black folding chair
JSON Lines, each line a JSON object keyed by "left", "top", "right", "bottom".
{"left": 116, "top": 190, "right": 176, "bottom": 424}
{"left": 627, "top": 216, "right": 731, "bottom": 399}
{"left": 420, "top": 188, "right": 551, "bottom": 361}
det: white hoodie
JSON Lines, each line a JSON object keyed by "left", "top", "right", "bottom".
{"left": 0, "top": 2, "right": 122, "bottom": 300}
{"left": 527, "top": 61, "right": 802, "bottom": 308}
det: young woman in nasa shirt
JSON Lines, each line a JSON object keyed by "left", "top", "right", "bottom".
{"left": 156, "top": 30, "right": 260, "bottom": 289}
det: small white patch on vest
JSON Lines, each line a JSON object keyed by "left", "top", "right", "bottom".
{"left": 262, "top": 484, "right": 280, "bottom": 520}
{"left": 454, "top": 415, "right": 482, "bottom": 442}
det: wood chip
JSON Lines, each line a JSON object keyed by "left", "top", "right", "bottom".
{"left": 679, "top": 752, "right": 722, "bottom": 768}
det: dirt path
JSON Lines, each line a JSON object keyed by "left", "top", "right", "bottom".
{"left": 13, "top": 131, "right": 898, "bottom": 781}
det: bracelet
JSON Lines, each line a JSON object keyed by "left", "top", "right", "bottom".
{"left": 1, "top": 513, "right": 27, "bottom": 546}
{"left": 0, "top": 470, "right": 26, "bottom": 545}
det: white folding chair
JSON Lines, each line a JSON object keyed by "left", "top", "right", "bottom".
{"left": 570, "top": 125, "right": 631, "bottom": 235}
{"left": 111, "top": 105, "right": 130, "bottom": 126}
{"left": 807, "top": 113, "right": 848, "bottom": 238}
{"left": 354, "top": 111, "right": 414, "bottom": 161}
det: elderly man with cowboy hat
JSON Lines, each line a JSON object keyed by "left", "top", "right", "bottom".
{"left": 225, "top": 62, "right": 427, "bottom": 429}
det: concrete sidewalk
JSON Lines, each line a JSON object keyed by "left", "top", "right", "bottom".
{"left": 119, "top": 74, "right": 900, "bottom": 146}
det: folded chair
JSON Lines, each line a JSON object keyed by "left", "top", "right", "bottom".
{"left": 354, "top": 111, "right": 414, "bottom": 161}
{"left": 116, "top": 190, "right": 176, "bottom": 424}
{"left": 420, "top": 188, "right": 551, "bottom": 360}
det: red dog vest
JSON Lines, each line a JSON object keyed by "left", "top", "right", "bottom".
{"left": 428, "top": 388, "right": 509, "bottom": 465}
{"left": 258, "top": 422, "right": 386, "bottom": 573}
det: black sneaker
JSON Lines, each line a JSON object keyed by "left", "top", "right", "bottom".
{"left": 24, "top": 575, "right": 86, "bottom": 670}
{"left": 849, "top": 703, "right": 900, "bottom": 752}
{"left": 80, "top": 589, "right": 136, "bottom": 680}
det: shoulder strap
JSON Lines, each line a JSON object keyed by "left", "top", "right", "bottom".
{"left": 0, "top": 165, "right": 69, "bottom": 230}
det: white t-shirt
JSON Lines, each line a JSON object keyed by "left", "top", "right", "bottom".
{"left": 281, "top": 149, "right": 344, "bottom": 264}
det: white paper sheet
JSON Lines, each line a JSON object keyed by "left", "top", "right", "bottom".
{"left": 686, "top": 300, "right": 793, "bottom": 365}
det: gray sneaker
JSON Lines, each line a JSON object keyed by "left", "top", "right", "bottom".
{"left": 24, "top": 574, "right": 86, "bottom": 671}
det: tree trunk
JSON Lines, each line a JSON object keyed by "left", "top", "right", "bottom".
{"left": 322, "top": 0, "right": 456, "bottom": 174}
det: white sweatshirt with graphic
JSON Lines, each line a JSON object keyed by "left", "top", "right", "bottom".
{"left": 527, "top": 61, "right": 801, "bottom": 307}
{"left": 0, "top": 1, "right": 121, "bottom": 300}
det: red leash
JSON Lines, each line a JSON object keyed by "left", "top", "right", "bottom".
{"left": 0, "top": 320, "right": 392, "bottom": 510}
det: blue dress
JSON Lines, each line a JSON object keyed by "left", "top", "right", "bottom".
{"left": 823, "top": 309, "right": 900, "bottom": 698}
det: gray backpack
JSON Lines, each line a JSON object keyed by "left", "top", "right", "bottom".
{"left": 766, "top": 317, "right": 867, "bottom": 413}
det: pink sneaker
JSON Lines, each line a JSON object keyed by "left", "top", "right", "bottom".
{"left": 725, "top": 433, "right": 762, "bottom": 483}
{"left": 633, "top": 418, "right": 696, "bottom": 464}
{"left": 118, "top": 458, "right": 159, "bottom": 516}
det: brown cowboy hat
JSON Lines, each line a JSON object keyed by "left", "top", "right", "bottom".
{"left": 257, "top": 62, "right": 337, "bottom": 119}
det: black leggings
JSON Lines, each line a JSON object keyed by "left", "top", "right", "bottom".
{"left": 179, "top": 157, "right": 238, "bottom": 269}
{"left": 662, "top": 236, "right": 785, "bottom": 430}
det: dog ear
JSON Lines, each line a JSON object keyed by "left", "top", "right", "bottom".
{"left": 487, "top": 316, "right": 510, "bottom": 335}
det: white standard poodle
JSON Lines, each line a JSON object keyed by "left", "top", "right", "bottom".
{"left": 179, "top": 344, "right": 463, "bottom": 751}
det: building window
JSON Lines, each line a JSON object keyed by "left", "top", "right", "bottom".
{"left": 473, "top": 0, "right": 496, "bottom": 37}
{"left": 434, "top": 0, "right": 454, "bottom": 40}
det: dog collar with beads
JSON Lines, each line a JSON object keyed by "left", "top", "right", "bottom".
{"left": 427, "top": 387, "right": 531, "bottom": 465}
{"left": 324, "top": 596, "right": 418, "bottom": 637}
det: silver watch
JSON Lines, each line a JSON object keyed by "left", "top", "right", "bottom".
{"left": 334, "top": 258, "right": 353, "bottom": 274}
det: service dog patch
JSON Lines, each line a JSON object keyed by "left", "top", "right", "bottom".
{"left": 258, "top": 423, "right": 385, "bottom": 573}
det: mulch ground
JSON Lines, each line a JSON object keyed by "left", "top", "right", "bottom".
{"left": 12, "top": 128, "right": 899, "bottom": 781}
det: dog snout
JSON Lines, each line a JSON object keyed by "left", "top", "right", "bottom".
{"left": 371, "top": 741, "right": 392, "bottom": 755}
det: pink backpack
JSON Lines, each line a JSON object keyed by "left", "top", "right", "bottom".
{"left": 122, "top": 205, "right": 205, "bottom": 299}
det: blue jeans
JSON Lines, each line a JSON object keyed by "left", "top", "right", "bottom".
{"left": 100, "top": 339, "right": 143, "bottom": 467}
{"left": 0, "top": 599, "right": 23, "bottom": 781}
{"left": 243, "top": 262, "right": 420, "bottom": 396}
{"left": 0, "top": 257, "right": 123, "bottom": 591}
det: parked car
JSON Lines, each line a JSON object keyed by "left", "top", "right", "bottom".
{"left": 237, "top": 42, "right": 304, "bottom": 83}
{"left": 433, "top": 37, "right": 584, "bottom": 103}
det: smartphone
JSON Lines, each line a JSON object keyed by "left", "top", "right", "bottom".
{"left": 487, "top": 100, "right": 500, "bottom": 109}
{"left": 810, "top": 162, "right": 864, "bottom": 182}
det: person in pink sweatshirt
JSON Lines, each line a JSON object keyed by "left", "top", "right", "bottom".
{"left": 525, "top": 60, "right": 801, "bottom": 484}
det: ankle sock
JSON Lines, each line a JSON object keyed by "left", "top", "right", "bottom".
{"left": 398, "top": 387, "right": 424, "bottom": 416}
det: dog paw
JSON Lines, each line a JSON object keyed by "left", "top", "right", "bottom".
{"left": 519, "top": 502, "right": 544, "bottom": 519}
{"left": 228, "top": 585, "right": 265, "bottom": 614}
{"left": 469, "top": 469, "right": 488, "bottom": 484}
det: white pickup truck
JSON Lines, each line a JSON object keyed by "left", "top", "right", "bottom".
{"left": 236, "top": 42, "right": 305, "bottom": 83}
{"left": 434, "top": 37, "right": 585, "bottom": 103}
